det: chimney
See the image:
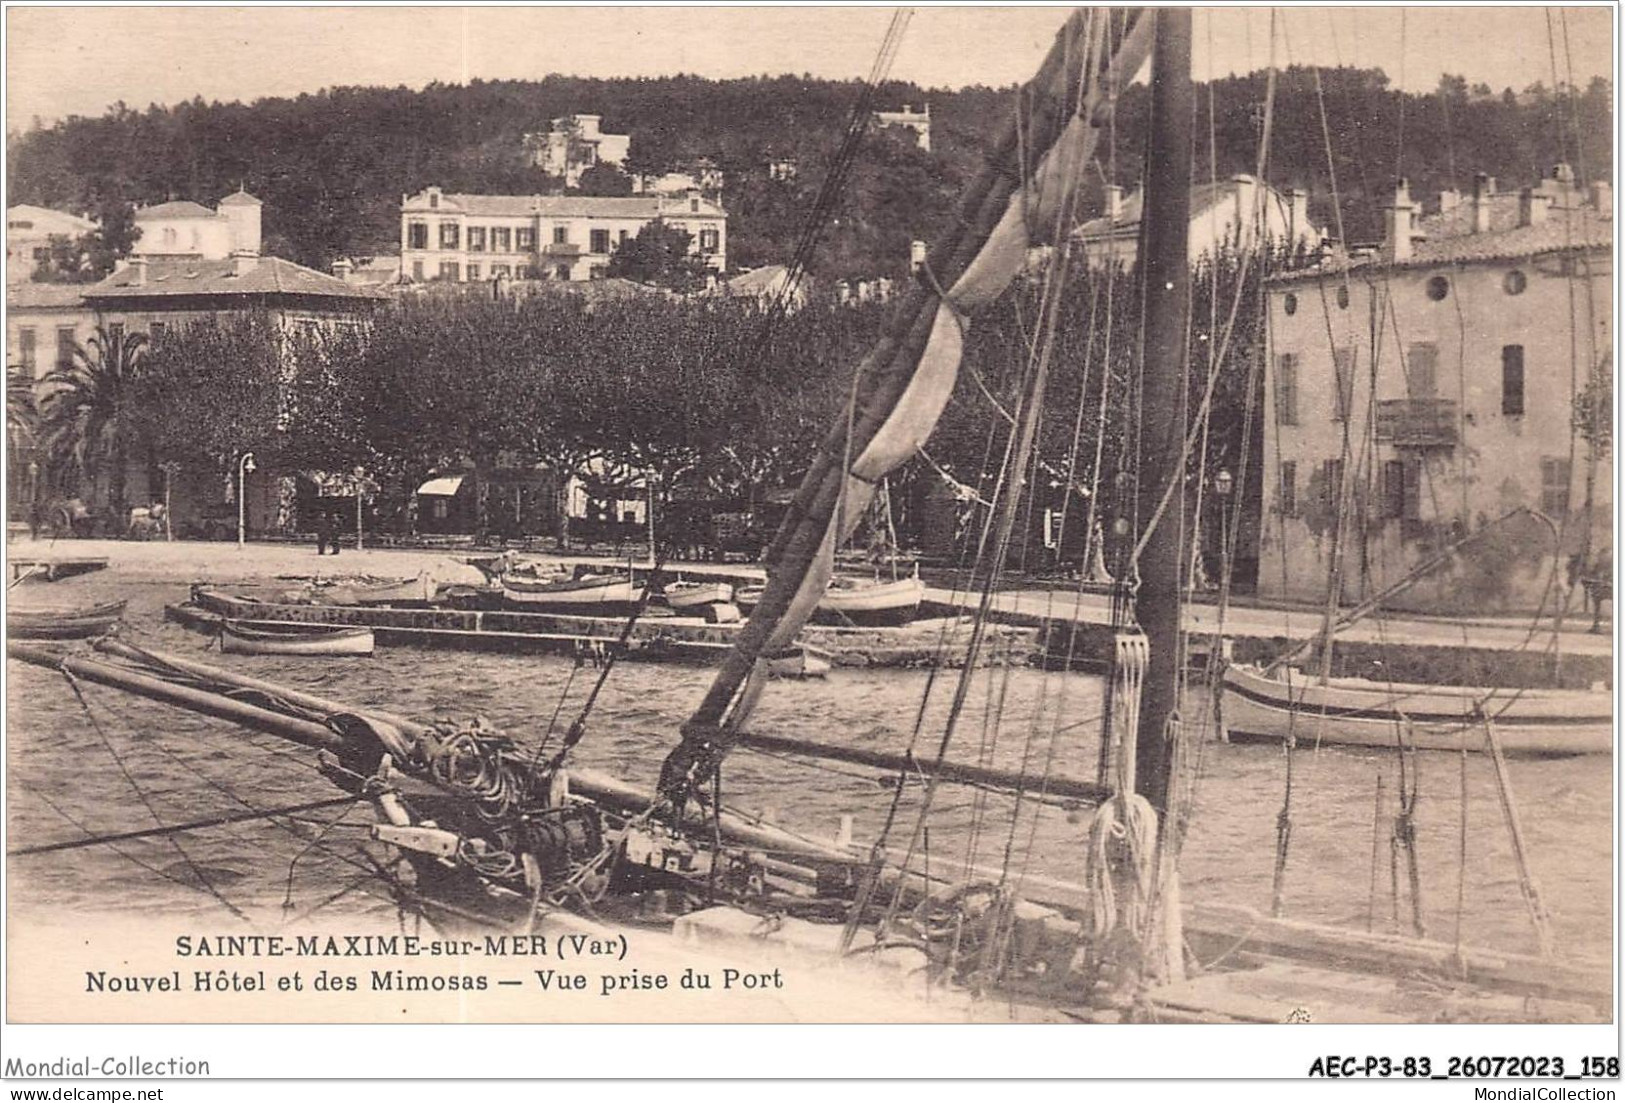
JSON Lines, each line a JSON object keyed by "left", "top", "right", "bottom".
{"left": 1553, "top": 162, "right": 1575, "bottom": 186}
{"left": 1232, "top": 174, "right": 1257, "bottom": 233}
{"left": 1590, "top": 181, "right": 1612, "bottom": 214}
{"left": 231, "top": 249, "right": 259, "bottom": 277}
{"left": 1471, "top": 172, "right": 1493, "bottom": 233}
{"left": 128, "top": 256, "right": 148, "bottom": 286}
{"left": 1105, "top": 184, "right": 1124, "bottom": 222}
{"left": 1288, "top": 188, "right": 1310, "bottom": 241}
{"left": 1438, "top": 187, "right": 1460, "bottom": 215}
{"left": 909, "top": 239, "right": 927, "bottom": 274}
{"left": 1518, "top": 187, "right": 1550, "bottom": 228}
{"left": 1383, "top": 178, "right": 1417, "bottom": 262}
{"left": 331, "top": 258, "right": 354, "bottom": 281}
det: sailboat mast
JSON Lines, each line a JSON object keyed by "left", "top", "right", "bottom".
{"left": 1132, "top": 8, "right": 1193, "bottom": 816}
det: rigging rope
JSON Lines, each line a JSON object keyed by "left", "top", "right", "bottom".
{"left": 61, "top": 665, "right": 253, "bottom": 923}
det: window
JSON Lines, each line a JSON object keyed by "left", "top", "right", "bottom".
{"left": 1321, "top": 458, "right": 1344, "bottom": 514}
{"left": 1426, "top": 275, "right": 1450, "bottom": 301}
{"left": 429, "top": 192, "right": 439, "bottom": 209}
{"left": 492, "top": 264, "right": 511, "bottom": 278}
{"left": 408, "top": 222, "right": 428, "bottom": 250}
{"left": 149, "top": 321, "right": 166, "bottom": 342}
{"left": 162, "top": 227, "right": 178, "bottom": 247}
{"left": 411, "top": 260, "right": 425, "bottom": 281}
{"left": 690, "top": 197, "right": 700, "bottom": 212}
{"left": 553, "top": 226, "right": 569, "bottom": 245}
{"left": 590, "top": 264, "right": 608, "bottom": 280}
{"left": 1332, "top": 347, "right": 1356, "bottom": 421}
{"left": 516, "top": 227, "right": 536, "bottom": 250}
{"left": 432, "top": 499, "right": 449, "bottom": 521}
{"left": 590, "top": 228, "right": 611, "bottom": 254}
{"left": 1381, "top": 459, "right": 1406, "bottom": 519}
{"left": 491, "top": 227, "right": 512, "bottom": 252}
{"left": 1283, "top": 292, "right": 1298, "bottom": 316}
{"left": 554, "top": 264, "right": 571, "bottom": 281}
{"left": 618, "top": 229, "right": 630, "bottom": 246}
{"left": 1275, "top": 353, "right": 1298, "bottom": 426}
{"left": 17, "top": 327, "right": 36, "bottom": 373}
{"left": 468, "top": 226, "right": 487, "bottom": 252}
{"left": 439, "top": 222, "right": 460, "bottom": 249}
{"left": 438, "top": 261, "right": 461, "bottom": 282}
{"left": 699, "top": 227, "right": 720, "bottom": 254}
{"left": 1336, "top": 285, "right": 1350, "bottom": 309}
{"left": 466, "top": 263, "right": 481, "bottom": 281}
{"left": 1278, "top": 461, "right": 1297, "bottom": 517}
{"left": 1501, "top": 345, "right": 1525, "bottom": 416}
{"left": 1504, "top": 269, "right": 1527, "bottom": 295}
{"left": 1406, "top": 342, "right": 1437, "bottom": 399}
{"left": 1540, "top": 457, "right": 1571, "bottom": 516}
{"left": 107, "top": 322, "right": 125, "bottom": 342}
{"left": 55, "top": 327, "right": 75, "bottom": 370}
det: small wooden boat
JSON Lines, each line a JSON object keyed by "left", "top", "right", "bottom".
{"left": 736, "top": 574, "right": 928, "bottom": 627}
{"left": 815, "top": 573, "right": 927, "bottom": 626}
{"left": 316, "top": 571, "right": 438, "bottom": 607}
{"left": 763, "top": 645, "right": 833, "bottom": 679}
{"left": 8, "top": 599, "right": 127, "bottom": 639}
{"left": 662, "top": 579, "right": 735, "bottom": 610}
{"left": 220, "top": 620, "right": 375, "bottom": 657}
{"left": 500, "top": 572, "right": 644, "bottom": 612}
{"left": 1220, "top": 663, "right": 1613, "bottom": 757}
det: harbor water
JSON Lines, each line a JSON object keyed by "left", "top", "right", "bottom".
{"left": 5, "top": 579, "right": 1613, "bottom": 969}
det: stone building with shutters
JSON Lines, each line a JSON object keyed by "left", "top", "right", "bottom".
{"left": 1258, "top": 167, "right": 1612, "bottom": 614}
{"left": 399, "top": 187, "right": 726, "bottom": 284}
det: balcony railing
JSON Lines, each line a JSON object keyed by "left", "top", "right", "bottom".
{"left": 1375, "top": 398, "right": 1458, "bottom": 447}
{"left": 543, "top": 242, "right": 582, "bottom": 257}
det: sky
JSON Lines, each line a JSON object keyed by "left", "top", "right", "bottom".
{"left": 6, "top": 5, "right": 1615, "bottom": 131}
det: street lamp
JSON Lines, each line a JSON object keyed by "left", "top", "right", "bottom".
{"left": 1214, "top": 468, "right": 1235, "bottom": 577}
{"left": 237, "top": 452, "right": 257, "bottom": 549}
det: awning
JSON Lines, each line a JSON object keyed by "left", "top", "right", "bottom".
{"left": 417, "top": 476, "right": 465, "bottom": 497}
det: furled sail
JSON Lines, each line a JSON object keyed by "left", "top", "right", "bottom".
{"left": 657, "top": 8, "right": 1155, "bottom": 808}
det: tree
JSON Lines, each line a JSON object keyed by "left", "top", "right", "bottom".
{"left": 575, "top": 163, "right": 634, "bottom": 197}
{"left": 606, "top": 221, "right": 713, "bottom": 291}
{"left": 139, "top": 313, "right": 287, "bottom": 481}
{"left": 39, "top": 326, "right": 150, "bottom": 523}
{"left": 29, "top": 199, "right": 142, "bottom": 283}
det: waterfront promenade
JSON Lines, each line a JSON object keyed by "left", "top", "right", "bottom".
{"left": 4, "top": 535, "right": 1612, "bottom": 661}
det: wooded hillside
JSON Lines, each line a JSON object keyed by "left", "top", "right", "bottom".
{"left": 8, "top": 66, "right": 1610, "bottom": 279}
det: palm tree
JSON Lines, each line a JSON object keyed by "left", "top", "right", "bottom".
{"left": 40, "top": 325, "right": 149, "bottom": 528}
{"left": 7, "top": 366, "right": 41, "bottom": 528}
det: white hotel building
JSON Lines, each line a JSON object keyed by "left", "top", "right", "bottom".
{"left": 399, "top": 186, "right": 727, "bottom": 284}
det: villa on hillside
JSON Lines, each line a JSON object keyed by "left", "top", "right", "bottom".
{"left": 399, "top": 186, "right": 727, "bottom": 283}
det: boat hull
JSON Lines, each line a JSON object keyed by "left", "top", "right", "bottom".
{"left": 220, "top": 621, "right": 376, "bottom": 656}
{"left": 1220, "top": 664, "right": 1613, "bottom": 757}
{"left": 763, "top": 645, "right": 833, "bottom": 679}
{"left": 663, "top": 581, "right": 735, "bottom": 609}
{"left": 739, "top": 577, "right": 926, "bottom": 627}
{"left": 8, "top": 600, "right": 127, "bottom": 639}
{"left": 500, "top": 575, "right": 644, "bottom": 614}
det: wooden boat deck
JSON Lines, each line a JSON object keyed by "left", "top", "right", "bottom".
{"left": 9, "top": 556, "right": 110, "bottom": 582}
{"left": 171, "top": 593, "right": 1040, "bottom": 668}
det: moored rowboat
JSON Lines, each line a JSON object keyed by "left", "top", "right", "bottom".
{"left": 1220, "top": 662, "right": 1613, "bottom": 757}
{"left": 737, "top": 574, "right": 927, "bottom": 627}
{"left": 763, "top": 645, "right": 833, "bottom": 679}
{"left": 500, "top": 572, "right": 644, "bottom": 612}
{"left": 662, "top": 579, "right": 736, "bottom": 609}
{"left": 8, "top": 600, "right": 127, "bottom": 639}
{"left": 220, "top": 620, "right": 376, "bottom": 657}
